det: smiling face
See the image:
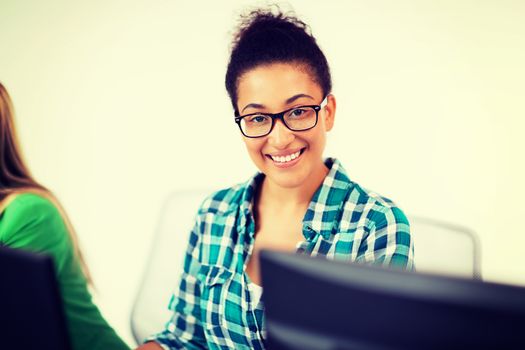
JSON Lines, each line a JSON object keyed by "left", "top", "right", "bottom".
{"left": 236, "top": 62, "right": 336, "bottom": 189}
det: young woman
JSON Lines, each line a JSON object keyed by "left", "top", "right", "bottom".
{"left": 0, "top": 82, "right": 130, "bottom": 350}
{"left": 140, "top": 9, "right": 414, "bottom": 350}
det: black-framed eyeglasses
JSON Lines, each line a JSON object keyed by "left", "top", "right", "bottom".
{"left": 234, "top": 97, "right": 327, "bottom": 138}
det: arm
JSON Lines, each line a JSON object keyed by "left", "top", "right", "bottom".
{"left": 0, "top": 194, "right": 130, "bottom": 350}
{"left": 356, "top": 205, "right": 414, "bottom": 269}
{"left": 0, "top": 194, "right": 72, "bottom": 267}
{"left": 136, "top": 342, "right": 163, "bottom": 350}
{"left": 143, "top": 217, "right": 208, "bottom": 350}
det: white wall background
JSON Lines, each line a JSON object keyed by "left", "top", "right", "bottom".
{"left": 1, "top": 0, "right": 524, "bottom": 346}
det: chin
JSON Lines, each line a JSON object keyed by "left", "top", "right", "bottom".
{"left": 265, "top": 167, "right": 311, "bottom": 189}
{"left": 270, "top": 176, "right": 305, "bottom": 189}
{"left": 249, "top": 150, "right": 321, "bottom": 189}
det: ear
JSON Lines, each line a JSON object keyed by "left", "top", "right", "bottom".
{"left": 323, "top": 94, "right": 336, "bottom": 131}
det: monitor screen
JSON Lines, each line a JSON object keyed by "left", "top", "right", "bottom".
{"left": 260, "top": 250, "right": 525, "bottom": 350}
{"left": 0, "top": 246, "right": 72, "bottom": 350}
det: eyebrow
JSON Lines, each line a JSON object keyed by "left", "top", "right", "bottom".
{"left": 240, "top": 93, "right": 315, "bottom": 114}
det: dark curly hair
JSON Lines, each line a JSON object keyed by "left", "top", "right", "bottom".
{"left": 225, "top": 8, "right": 332, "bottom": 114}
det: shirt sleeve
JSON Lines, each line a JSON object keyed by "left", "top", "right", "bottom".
{"left": 145, "top": 216, "right": 208, "bottom": 350}
{"left": 0, "top": 194, "right": 130, "bottom": 350}
{"left": 356, "top": 204, "right": 415, "bottom": 270}
{"left": 0, "top": 194, "right": 74, "bottom": 273}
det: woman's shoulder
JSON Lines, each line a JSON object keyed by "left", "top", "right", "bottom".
{"left": 329, "top": 158, "right": 404, "bottom": 216}
{"left": 198, "top": 182, "right": 247, "bottom": 216}
{"left": 3, "top": 192, "right": 59, "bottom": 217}
{"left": 0, "top": 192, "right": 66, "bottom": 246}
{"left": 346, "top": 183, "right": 409, "bottom": 226}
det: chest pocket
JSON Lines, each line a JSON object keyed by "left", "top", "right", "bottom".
{"left": 329, "top": 229, "right": 362, "bottom": 260}
{"left": 196, "top": 265, "right": 234, "bottom": 328}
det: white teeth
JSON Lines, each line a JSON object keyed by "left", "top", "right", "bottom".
{"left": 270, "top": 150, "right": 302, "bottom": 163}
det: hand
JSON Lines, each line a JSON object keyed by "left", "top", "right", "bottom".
{"left": 135, "top": 342, "right": 163, "bottom": 350}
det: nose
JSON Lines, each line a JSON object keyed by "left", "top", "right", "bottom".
{"left": 267, "top": 119, "right": 294, "bottom": 149}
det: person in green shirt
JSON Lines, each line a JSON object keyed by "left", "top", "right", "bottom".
{"left": 0, "top": 82, "right": 130, "bottom": 350}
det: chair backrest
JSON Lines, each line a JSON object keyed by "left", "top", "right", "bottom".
{"left": 130, "top": 191, "right": 483, "bottom": 344}
{"left": 130, "top": 190, "right": 209, "bottom": 345}
{"left": 408, "top": 216, "right": 482, "bottom": 279}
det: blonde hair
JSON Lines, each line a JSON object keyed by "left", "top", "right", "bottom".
{"left": 0, "top": 82, "right": 92, "bottom": 284}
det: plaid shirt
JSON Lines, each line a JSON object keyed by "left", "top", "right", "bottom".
{"left": 148, "top": 158, "right": 414, "bottom": 349}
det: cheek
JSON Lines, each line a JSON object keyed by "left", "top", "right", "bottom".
{"left": 243, "top": 138, "right": 265, "bottom": 156}
{"left": 304, "top": 128, "right": 326, "bottom": 150}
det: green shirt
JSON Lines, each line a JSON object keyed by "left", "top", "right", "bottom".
{"left": 0, "top": 193, "right": 129, "bottom": 350}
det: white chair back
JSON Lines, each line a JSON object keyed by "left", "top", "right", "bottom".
{"left": 408, "top": 216, "right": 481, "bottom": 279}
{"left": 130, "top": 190, "right": 208, "bottom": 345}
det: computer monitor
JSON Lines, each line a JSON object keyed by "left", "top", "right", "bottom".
{"left": 260, "top": 250, "right": 525, "bottom": 350}
{"left": 0, "top": 246, "right": 72, "bottom": 350}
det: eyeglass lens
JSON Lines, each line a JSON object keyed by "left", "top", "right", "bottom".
{"left": 240, "top": 106, "right": 317, "bottom": 137}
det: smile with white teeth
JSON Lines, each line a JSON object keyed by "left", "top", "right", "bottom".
{"left": 270, "top": 150, "right": 302, "bottom": 163}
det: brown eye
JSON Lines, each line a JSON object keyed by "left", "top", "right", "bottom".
{"left": 247, "top": 115, "right": 270, "bottom": 124}
{"left": 289, "top": 108, "right": 307, "bottom": 118}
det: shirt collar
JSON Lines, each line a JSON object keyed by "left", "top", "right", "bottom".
{"left": 302, "top": 158, "right": 353, "bottom": 241}
{"left": 236, "top": 172, "right": 263, "bottom": 235}
{"left": 239, "top": 173, "right": 263, "bottom": 215}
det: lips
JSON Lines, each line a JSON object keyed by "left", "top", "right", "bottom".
{"left": 265, "top": 148, "right": 306, "bottom": 167}
{"left": 269, "top": 150, "right": 301, "bottom": 163}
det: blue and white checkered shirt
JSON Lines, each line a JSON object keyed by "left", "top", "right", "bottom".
{"left": 147, "top": 158, "right": 414, "bottom": 349}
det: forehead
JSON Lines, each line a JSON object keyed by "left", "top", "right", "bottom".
{"left": 236, "top": 63, "right": 322, "bottom": 108}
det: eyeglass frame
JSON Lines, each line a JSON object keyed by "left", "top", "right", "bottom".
{"left": 233, "top": 96, "right": 328, "bottom": 138}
